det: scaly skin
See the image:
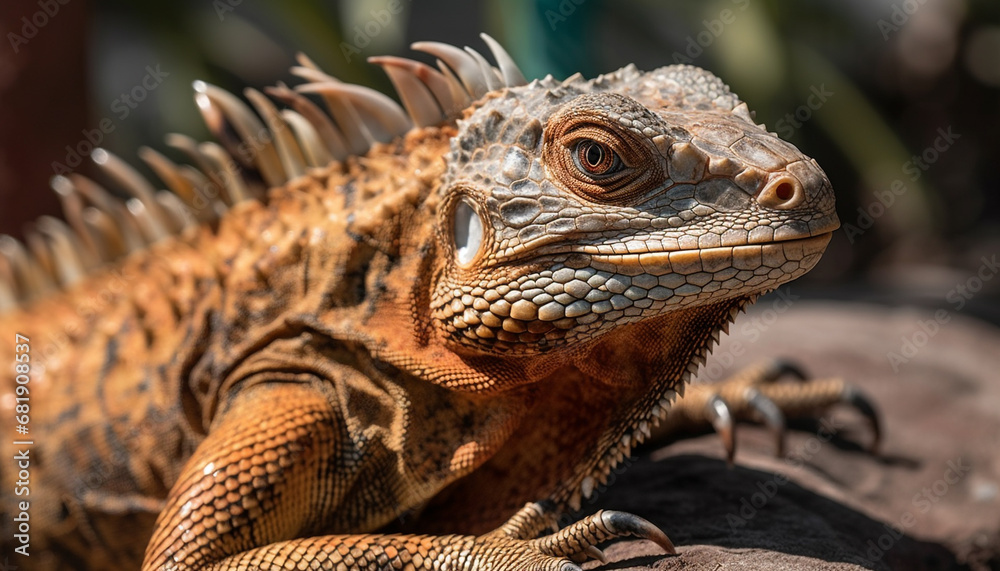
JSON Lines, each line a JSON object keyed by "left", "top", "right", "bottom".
{"left": 0, "top": 55, "right": 837, "bottom": 571}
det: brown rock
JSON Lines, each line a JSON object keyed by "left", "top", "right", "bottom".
{"left": 584, "top": 302, "right": 999, "bottom": 570}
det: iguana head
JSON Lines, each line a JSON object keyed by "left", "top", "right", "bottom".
{"left": 431, "top": 64, "right": 838, "bottom": 356}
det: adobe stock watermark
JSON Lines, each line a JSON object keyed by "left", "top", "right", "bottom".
{"left": 671, "top": 0, "right": 750, "bottom": 64}
{"left": 7, "top": 0, "right": 72, "bottom": 54}
{"left": 848, "top": 458, "right": 971, "bottom": 567}
{"left": 877, "top": 0, "right": 931, "bottom": 41}
{"left": 544, "top": 0, "right": 591, "bottom": 31}
{"left": 774, "top": 85, "right": 833, "bottom": 139}
{"left": 842, "top": 125, "right": 960, "bottom": 244}
{"left": 339, "top": 0, "right": 410, "bottom": 63}
{"left": 50, "top": 64, "right": 170, "bottom": 176}
{"left": 886, "top": 254, "right": 998, "bottom": 372}
{"left": 945, "top": 254, "right": 999, "bottom": 311}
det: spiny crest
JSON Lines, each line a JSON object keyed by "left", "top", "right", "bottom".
{"left": 0, "top": 33, "right": 527, "bottom": 314}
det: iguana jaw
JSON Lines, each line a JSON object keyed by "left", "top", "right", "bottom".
{"left": 430, "top": 230, "right": 832, "bottom": 357}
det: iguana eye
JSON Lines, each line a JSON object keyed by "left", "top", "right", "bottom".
{"left": 542, "top": 94, "right": 666, "bottom": 203}
{"left": 574, "top": 139, "right": 621, "bottom": 176}
{"left": 452, "top": 198, "right": 483, "bottom": 266}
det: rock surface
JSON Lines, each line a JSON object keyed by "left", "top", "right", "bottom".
{"left": 584, "top": 301, "right": 1000, "bottom": 570}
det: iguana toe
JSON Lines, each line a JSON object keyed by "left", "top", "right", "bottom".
{"left": 530, "top": 509, "right": 676, "bottom": 559}
{"left": 655, "top": 359, "right": 882, "bottom": 459}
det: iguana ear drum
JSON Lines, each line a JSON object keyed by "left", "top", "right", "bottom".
{"left": 452, "top": 197, "right": 484, "bottom": 266}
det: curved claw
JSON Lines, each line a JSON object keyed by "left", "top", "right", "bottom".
{"left": 584, "top": 545, "right": 607, "bottom": 564}
{"left": 600, "top": 511, "right": 676, "bottom": 555}
{"left": 842, "top": 385, "right": 881, "bottom": 453}
{"left": 568, "top": 545, "right": 606, "bottom": 564}
{"left": 769, "top": 359, "right": 809, "bottom": 381}
{"left": 745, "top": 388, "right": 787, "bottom": 457}
{"left": 530, "top": 510, "right": 675, "bottom": 560}
{"left": 705, "top": 394, "right": 735, "bottom": 465}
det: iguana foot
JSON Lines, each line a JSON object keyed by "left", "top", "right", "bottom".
{"left": 487, "top": 503, "right": 674, "bottom": 568}
{"left": 662, "top": 359, "right": 880, "bottom": 461}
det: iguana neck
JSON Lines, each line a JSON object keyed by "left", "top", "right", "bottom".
{"left": 397, "top": 295, "right": 751, "bottom": 533}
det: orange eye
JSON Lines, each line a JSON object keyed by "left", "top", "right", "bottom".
{"left": 574, "top": 139, "right": 621, "bottom": 177}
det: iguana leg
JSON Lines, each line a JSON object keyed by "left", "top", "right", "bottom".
{"left": 659, "top": 360, "right": 880, "bottom": 461}
{"left": 142, "top": 382, "right": 674, "bottom": 570}
{"left": 142, "top": 381, "right": 345, "bottom": 570}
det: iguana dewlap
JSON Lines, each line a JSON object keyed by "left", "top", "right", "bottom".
{"left": 0, "top": 35, "right": 838, "bottom": 570}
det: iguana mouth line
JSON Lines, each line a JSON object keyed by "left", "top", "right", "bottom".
{"left": 583, "top": 233, "right": 832, "bottom": 274}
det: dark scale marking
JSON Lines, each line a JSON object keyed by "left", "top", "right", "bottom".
{"left": 342, "top": 179, "right": 357, "bottom": 207}
{"left": 101, "top": 336, "right": 120, "bottom": 384}
{"left": 138, "top": 372, "right": 151, "bottom": 393}
{"left": 101, "top": 420, "right": 141, "bottom": 488}
{"left": 93, "top": 332, "right": 122, "bottom": 433}
{"left": 58, "top": 501, "right": 71, "bottom": 521}
{"left": 56, "top": 403, "right": 82, "bottom": 424}
{"left": 340, "top": 241, "right": 377, "bottom": 307}
{"left": 301, "top": 246, "right": 311, "bottom": 295}
{"left": 362, "top": 261, "right": 393, "bottom": 322}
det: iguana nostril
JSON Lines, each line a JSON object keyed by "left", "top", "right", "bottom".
{"left": 757, "top": 175, "right": 804, "bottom": 210}
{"left": 775, "top": 182, "right": 794, "bottom": 201}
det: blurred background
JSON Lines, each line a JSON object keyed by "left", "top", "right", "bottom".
{"left": 0, "top": 0, "right": 998, "bottom": 322}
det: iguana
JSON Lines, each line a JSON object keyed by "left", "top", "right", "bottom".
{"left": 0, "top": 34, "right": 870, "bottom": 570}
